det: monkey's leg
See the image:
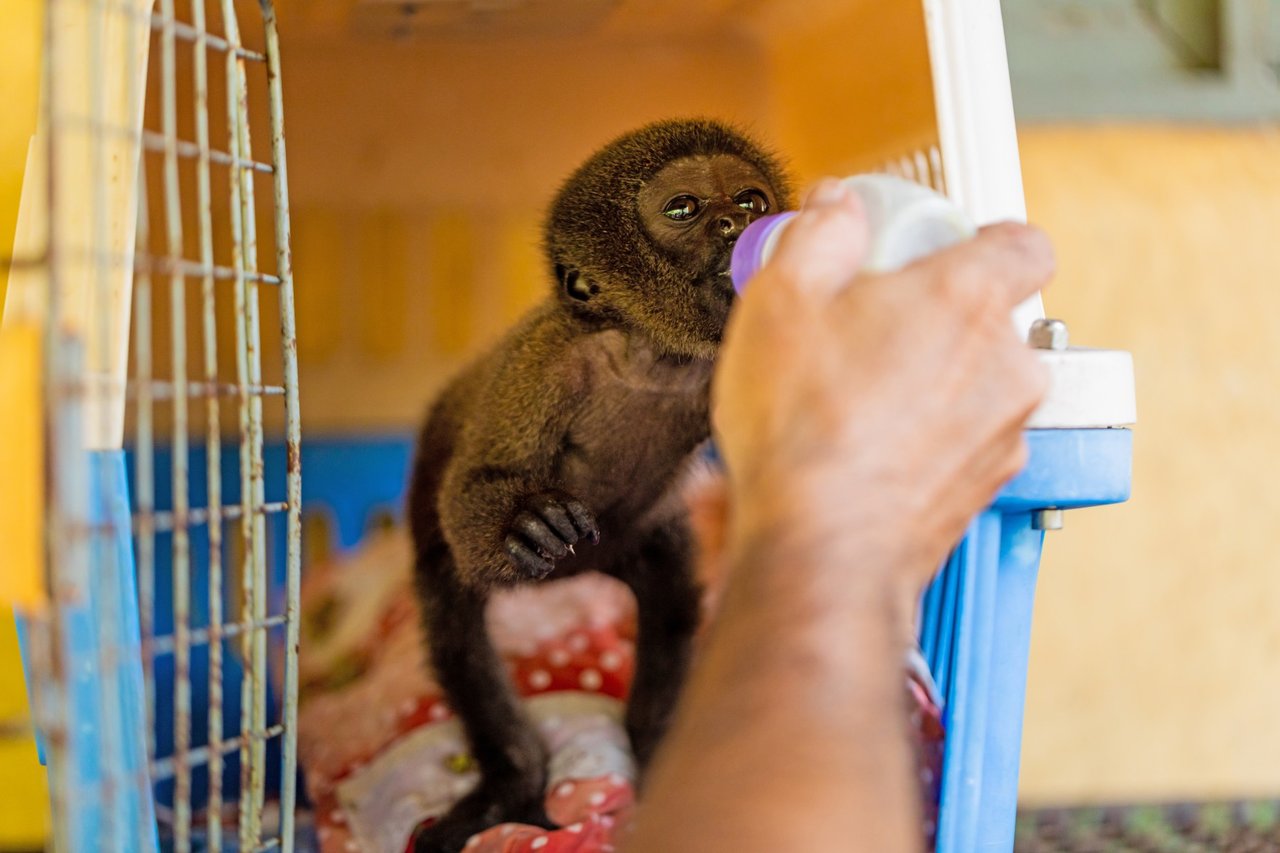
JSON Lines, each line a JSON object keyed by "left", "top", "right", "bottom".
{"left": 413, "top": 555, "right": 553, "bottom": 852}
{"left": 608, "top": 522, "right": 702, "bottom": 777}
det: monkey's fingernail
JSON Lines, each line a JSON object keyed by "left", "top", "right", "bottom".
{"left": 566, "top": 544, "right": 575, "bottom": 556}
{"left": 804, "top": 178, "right": 852, "bottom": 209}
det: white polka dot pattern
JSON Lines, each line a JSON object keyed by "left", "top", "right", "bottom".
{"left": 579, "top": 669, "right": 602, "bottom": 691}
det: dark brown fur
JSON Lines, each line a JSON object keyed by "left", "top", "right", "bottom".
{"left": 408, "top": 119, "right": 792, "bottom": 852}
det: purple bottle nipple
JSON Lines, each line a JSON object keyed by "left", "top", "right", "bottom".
{"left": 730, "top": 212, "right": 797, "bottom": 294}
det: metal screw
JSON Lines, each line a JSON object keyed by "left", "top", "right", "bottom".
{"left": 1028, "top": 318, "right": 1069, "bottom": 351}
{"left": 1032, "top": 508, "right": 1064, "bottom": 531}
{"left": 1028, "top": 318, "right": 1068, "bottom": 532}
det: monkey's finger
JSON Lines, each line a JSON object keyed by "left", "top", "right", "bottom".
{"left": 511, "top": 511, "right": 570, "bottom": 559}
{"left": 563, "top": 498, "right": 601, "bottom": 545}
{"left": 531, "top": 498, "right": 578, "bottom": 544}
{"left": 504, "top": 537, "right": 554, "bottom": 579}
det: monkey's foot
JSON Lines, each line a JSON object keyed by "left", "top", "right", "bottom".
{"left": 503, "top": 490, "right": 600, "bottom": 580}
{"left": 410, "top": 786, "right": 555, "bottom": 853}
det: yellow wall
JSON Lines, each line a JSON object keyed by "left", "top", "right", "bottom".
{"left": 0, "top": 0, "right": 40, "bottom": 269}
{"left": 0, "top": 0, "right": 52, "bottom": 846}
{"left": 1019, "top": 125, "right": 1280, "bottom": 803}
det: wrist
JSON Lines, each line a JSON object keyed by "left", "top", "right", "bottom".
{"left": 726, "top": 482, "right": 921, "bottom": 630}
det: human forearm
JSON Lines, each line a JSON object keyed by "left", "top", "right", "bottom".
{"left": 626, "top": 514, "right": 922, "bottom": 853}
{"left": 626, "top": 179, "right": 1052, "bottom": 851}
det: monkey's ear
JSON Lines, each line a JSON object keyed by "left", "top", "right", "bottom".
{"left": 557, "top": 263, "right": 597, "bottom": 303}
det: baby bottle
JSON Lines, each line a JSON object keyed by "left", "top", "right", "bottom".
{"left": 730, "top": 173, "right": 977, "bottom": 291}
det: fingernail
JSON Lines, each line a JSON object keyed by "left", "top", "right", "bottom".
{"left": 804, "top": 178, "right": 851, "bottom": 209}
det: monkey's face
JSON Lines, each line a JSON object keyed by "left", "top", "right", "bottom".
{"left": 546, "top": 119, "right": 792, "bottom": 360}
{"left": 637, "top": 154, "right": 778, "bottom": 321}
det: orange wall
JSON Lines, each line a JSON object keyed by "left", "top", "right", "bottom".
{"left": 758, "top": 0, "right": 938, "bottom": 179}
{"left": 278, "top": 30, "right": 776, "bottom": 431}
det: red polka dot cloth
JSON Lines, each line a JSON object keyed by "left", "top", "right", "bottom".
{"left": 295, "top": 528, "right": 944, "bottom": 853}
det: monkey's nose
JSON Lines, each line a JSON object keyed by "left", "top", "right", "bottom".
{"left": 717, "top": 216, "right": 739, "bottom": 238}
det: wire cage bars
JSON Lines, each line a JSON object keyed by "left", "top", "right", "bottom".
{"left": 2, "top": 0, "right": 302, "bottom": 850}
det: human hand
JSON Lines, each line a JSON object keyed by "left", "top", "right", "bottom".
{"left": 712, "top": 178, "right": 1053, "bottom": 596}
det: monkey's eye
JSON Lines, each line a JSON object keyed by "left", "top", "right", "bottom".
{"left": 662, "top": 196, "right": 701, "bottom": 222}
{"left": 735, "top": 189, "right": 770, "bottom": 215}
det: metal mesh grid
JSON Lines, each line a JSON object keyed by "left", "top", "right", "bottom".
{"left": 4, "top": 0, "right": 301, "bottom": 850}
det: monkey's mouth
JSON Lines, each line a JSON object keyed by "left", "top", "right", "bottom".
{"left": 701, "top": 256, "right": 737, "bottom": 308}
{"left": 703, "top": 269, "right": 735, "bottom": 297}
{"left": 710, "top": 252, "right": 736, "bottom": 282}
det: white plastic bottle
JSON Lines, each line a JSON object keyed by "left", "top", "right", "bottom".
{"left": 729, "top": 173, "right": 977, "bottom": 292}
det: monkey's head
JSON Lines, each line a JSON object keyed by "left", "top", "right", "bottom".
{"left": 545, "top": 119, "right": 793, "bottom": 360}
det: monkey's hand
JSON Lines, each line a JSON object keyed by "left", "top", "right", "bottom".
{"left": 504, "top": 490, "right": 600, "bottom": 579}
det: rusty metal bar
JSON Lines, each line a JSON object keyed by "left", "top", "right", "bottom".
{"left": 0, "top": 717, "right": 33, "bottom": 739}
{"left": 143, "top": 130, "right": 275, "bottom": 173}
{"left": 0, "top": 252, "right": 49, "bottom": 270}
{"left": 62, "top": 505, "right": 280, "bottom": 544}
{"left": 149, "top": 11, "right": 266, "bottom": 62}
{"left": 134, "top": 501, "right": 290, "bottom": 534}
{"left": 30, "top": 242, "right": 284, "bottom": 283}
{"left": 156, "top": 258, "right": 281, "bottom": 285}
{"left": 262, "top": 4, "right": 302, "bottom": 846}
{"left": 39, "top": 2, "right": 77, "bottom": 849}
{"left": 88, "top": 0, "right": 127, "bottom": 841}
{"left": 127, "top": 380, "right": 286, "bottom": 400}
{"left": 46, "top": 376, "right": 283, "bottom": 403}
{"left": 227, "top": 81, "right": 258, "bottom": 853}
{"left": 150, "top": 725, "right": 285, "bottom": 781}
{"left": 97, "top": 0, "right": 267, "bottom": 61}
{"left": 159, "top": 0, "right": 193, "bottom": 847}
{"left": 133, "top": 97, "right": 158, "bottom": 783}
{"left": 161, "top": 257, "right": 280, "bottom": 284}
{"left": 24, "top": 620, "right": 70, "bottom": 853}
{"left": 147, "top": 615, "right": 288, "bottom": 656}
{"left": 187, "top": 0, "right": 225, "bottom": 845}
{"left": 57, "top": 116, "right": 275, "bottom": 173}
{"left": 221, "top": 0, "right": 269, "bottom": 844}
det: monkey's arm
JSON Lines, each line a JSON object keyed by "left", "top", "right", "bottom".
{"left": 437, "top": 330, "right": 599, "bottom": 587}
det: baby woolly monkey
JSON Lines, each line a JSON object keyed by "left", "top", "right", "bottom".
{"left": 407, "top": 119, "right": 793, "bottom": 851}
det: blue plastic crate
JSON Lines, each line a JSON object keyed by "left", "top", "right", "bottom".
{"left": 922, "top": 428, "right": 1132, "bottom": 851}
